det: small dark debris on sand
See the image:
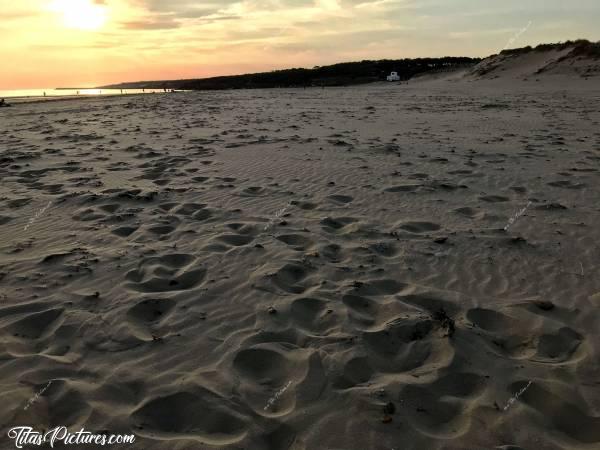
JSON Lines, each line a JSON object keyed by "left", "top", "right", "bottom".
{"left": 432, "top": 308, "right": 455, "bottom": 337}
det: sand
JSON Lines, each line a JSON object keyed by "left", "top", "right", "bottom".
{"left": 1, "top": 71, "right": 600, "bottom": 450}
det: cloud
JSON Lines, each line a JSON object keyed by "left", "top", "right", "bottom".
{"left": 135, "top": 0, "right": 231, "bottom": 19}
{"left": 122, "top": 18, "right": 181, "bottom": 29}
{"left": 133, "top": 0, "right": 323, "bottom": 19}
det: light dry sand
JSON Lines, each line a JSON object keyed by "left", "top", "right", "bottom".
{"left": 1, "top": 73, "right": 600, "bottom": 450}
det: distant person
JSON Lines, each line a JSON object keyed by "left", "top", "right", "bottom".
{"left": 43, "top": 92, "right": 46, "bottom": 97}
{"left": 0, "top": 98, "right": 8, "bottom": 107}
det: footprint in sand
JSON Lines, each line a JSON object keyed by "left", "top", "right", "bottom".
{"left": 547, "top": 180, "right": 587, "bottom": 189}
{"left": 275, "top": 234, "right": 314, "bottom": 251}
{"left": 384, "top": 184, "right": 423, "bottom": 193}
{"left": 509, "top": 381, "right": 600, "bottom": 443}
{"left": 111, "top": 225, "right": 139, "bottom": 237}
{"left": 125, "top": 254, "right": 206, "bottom": 293}
{"left": 131, "top": 389, "right": 248, "bottom": 444}
{"left": 326, "top": 194, "right": 353, "bottom": 204}
{"left": 267, "top": 262, "right": 316, "bottom": 294}
{"left": 479, "top": 195, "right": 510, "bottom": 203}
{"left": 398, "top": 221, "right": 441, "bottom": 233}
{"left": 319, "top": 216, "right": 358, "bottom": 233}
{"left": 467, "top": 306, "right": 584, "bottom": 363}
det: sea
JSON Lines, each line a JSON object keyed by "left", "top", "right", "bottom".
{"left": 0, "top": 88, "right": 167, "bottom": 101}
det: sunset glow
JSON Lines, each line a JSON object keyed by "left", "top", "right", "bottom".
{"left": 1, "top": 0, "right": 599, "bottom": 89}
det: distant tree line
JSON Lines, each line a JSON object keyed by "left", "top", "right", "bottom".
{"left": 499, "top": 39, "right": 600, "bottom": 58}
{"left": 100, "top": 57, "right": 481, "bottom": 91}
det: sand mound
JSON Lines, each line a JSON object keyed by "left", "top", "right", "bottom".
{"left": 467, "top": 40, "right": 600, "bottom": 81}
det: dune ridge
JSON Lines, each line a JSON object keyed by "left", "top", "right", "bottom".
{"left": 468, "top": 40, "right": 600, "bottom": 81}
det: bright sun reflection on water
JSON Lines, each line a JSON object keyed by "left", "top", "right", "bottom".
{"left": 50, "top": 0, "right": 108, "bottom": 31}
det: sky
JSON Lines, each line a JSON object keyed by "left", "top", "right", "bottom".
{"left": 1, "top": 0, "right": 599, "bottom": 88}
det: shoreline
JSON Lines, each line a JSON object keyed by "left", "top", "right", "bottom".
{"left": 2, "top": 91, "right": 177, "bottom": 105}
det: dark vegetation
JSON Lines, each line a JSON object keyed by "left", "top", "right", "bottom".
{"left": 99, "top": 57, "right": 480, "bottom": 91}
{"left": 499, "top": 39, "right": 600, "bottom": 58}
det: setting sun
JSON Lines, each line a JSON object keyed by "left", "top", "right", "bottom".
{"left": 51, "top": 0, "right": 108, "bottom": 31}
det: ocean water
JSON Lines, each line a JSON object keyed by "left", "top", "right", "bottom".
{"left": 0, "top": 88, "right": 167, "bottom": 100}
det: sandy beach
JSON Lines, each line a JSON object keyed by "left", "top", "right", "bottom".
{"left": 1, "top": 68, "right": 600, "bottom": 449}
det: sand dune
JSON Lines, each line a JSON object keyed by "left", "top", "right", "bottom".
{"left": 1, "top": 73, "right": 600, "bottom": 449}
{"left": 409, "top": 41, "right": 600, "bottom": 87}
{"left": 468, "top": 42, "right": 600, "bottom": 81}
